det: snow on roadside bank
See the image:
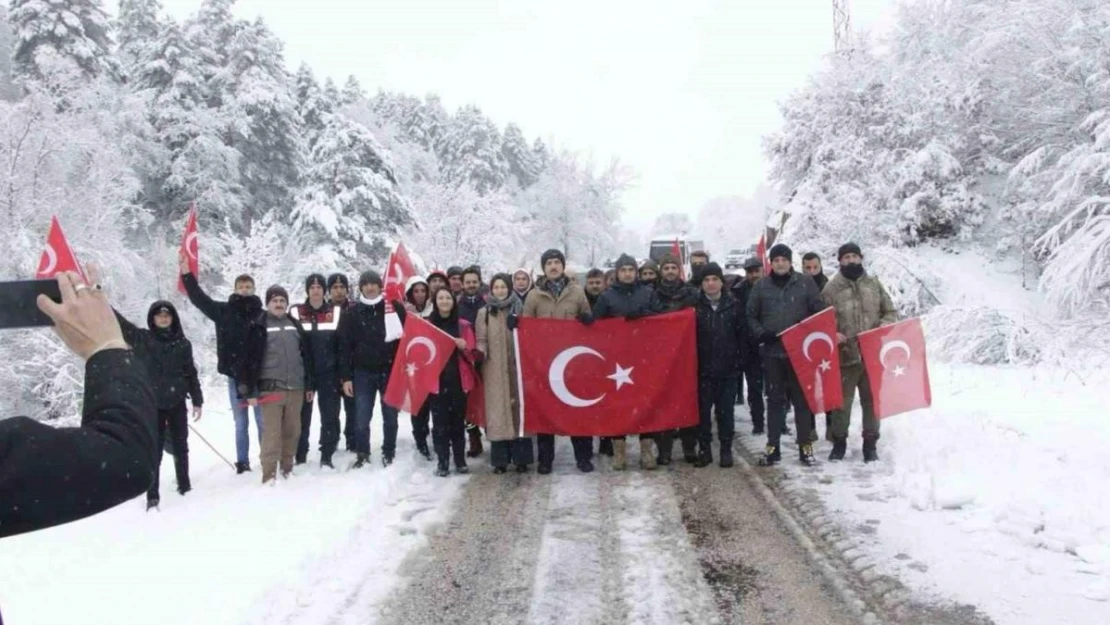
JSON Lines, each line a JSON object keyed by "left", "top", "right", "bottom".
{"left": 739, "top": 362, "right": 1110, "bottom": 625}
{"left": 0, "top": 398, "right": 464, "bottom": 625}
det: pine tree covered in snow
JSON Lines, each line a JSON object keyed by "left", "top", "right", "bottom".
{"left": 10, "top": 0, "right": 119, "bottom": 82}
{"left": 294, "top": 62, "right": 331, "bottom": 151}
{"left": 438, "top": 104, "right": 508, "bottom": 194}
{"left": 502, "top": 122, "right": 541, "bottom": 188}
{"left": 115, "top": 0, "right": 161, "bottom": 75}
{"left": 340, "top": 74, "right": 364, "bottom": 105}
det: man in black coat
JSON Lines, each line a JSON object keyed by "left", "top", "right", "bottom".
{"left": 179, "top": 251, "right": 263, "bottom": 474}
{"left": 456, "top": 265, "right": 487, "bottom": 457}
{"left": 1, "top": 268, "right": 156, "bottom": 539}
{"left": 730, "top": 257, "right": 767, "bottom": 435}
{"left": 116, "top": 300, "right": 203, "bottom": 509}
{"left": 802, "top": 251, "right": 831, "bottom": 443}
{"left": 291, "top": 273, "right": 346, "bottom": 468}
{"left": 746, "top": 244, "right": 826, "bottom": 466}
{"left": 650, "top": 253, "right": 700, "bottom": 464}
{"left": 693, "top": 263, "right": 745, "bottom": 468}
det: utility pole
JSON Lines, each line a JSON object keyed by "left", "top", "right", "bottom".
{"left": 833, "top": 0, "right": 851, "bottom": 54}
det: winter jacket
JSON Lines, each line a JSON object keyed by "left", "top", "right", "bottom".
{"left": 181, "top": 273, "right": 263, "bottom": 378}
{"left": 428, "top": 313, "right": 481, "bottom": 394}
{"left": 336, "top": 296, "right": 398, "bottom": 380}
{"left": 522, "top": 277, "right": 591, "bottom": 320}
{"left": 289, "top": 299, "right": 344, "bottom": 381}
{"left": 811, "top": 272, "right": 829, "bottom": 292}
{"left": 115, "top": 301, "right": 204, "bottom": 411}
{"left": 0, "top": 349, "right": 156, "bottom": 539}
{"left": 592, "top": 281, "right": 655, "bottom": 320}
{"left": 746, "top": 270, "right": 826, "bottom": 358}
{"left": 730, "top": 278, "right": 762, "bottom": 358}
{"left": 477, "top": 305, "right": 522, "bottom": 441}
{"left": 695, "top": 291, "right": 746, "bottom": 378}
{"left": 651, "top": 279, "right": 699, "bottom": 313}
{"left": 237, "top": 312, "right": 316, "bottom": 398}
{"left": 457, "top": 293, "right": 487, "bottom": 325}
{"left": 821, "top": 271, "right": 898, "bottom": 366}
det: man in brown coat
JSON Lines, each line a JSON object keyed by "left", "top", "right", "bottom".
{"left": 821, "top": 243, "right": 898, "bottom": 463}
{"left": 523, "top": 248, "right": 595, "bottom": 474}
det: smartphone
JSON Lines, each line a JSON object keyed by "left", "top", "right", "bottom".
{"left": 0, "top": 279, "right": 62, "bottom": 329}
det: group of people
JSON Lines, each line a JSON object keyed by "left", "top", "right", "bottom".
{"left": 117, "top": 240, "right": 897, "bottom": 508}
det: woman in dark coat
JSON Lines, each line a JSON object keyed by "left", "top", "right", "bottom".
{"left": 427, "top": 288, "right": 481, "bottom": 476}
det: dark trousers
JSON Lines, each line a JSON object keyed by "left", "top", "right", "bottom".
{"left": 743, "top": 357, "right": 766, "bottom": 427}
{"left": 430, "top": 386, "right": 467, "bottom": 467}
{"left": 342, "top": 394, "right": 356, "bottom": 450}
{"left": 490, "top": 438, "right": 535, "bottom": 468}
{"left": 698, "top": 375, "right": 737, "bottom": 447}
{"left": 353, "top": 370, "right": 399, "bottom": 456}
{"left": 536, "top": 434, "right": 593, "bottom": 467}
{"left": 764, "top": 355, "right": 813, "bottom": 448}
{"left": 149, "top": 403, "right": 189, "bottom": 500}
{"left": 412, "top": 401, "right": 431, "bottom": 444}
{"left": 297, "top": 375, "right": 342, "bottom": 459}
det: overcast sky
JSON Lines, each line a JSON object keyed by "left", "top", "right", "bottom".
{"left": 158, "top": 0, "right": 895, "bottom": 233}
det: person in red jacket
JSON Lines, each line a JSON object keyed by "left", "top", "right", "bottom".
{"left": 424, "top": 288, "right": 481, "bottom": 476}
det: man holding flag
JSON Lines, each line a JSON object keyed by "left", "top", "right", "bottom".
{"left": 821, "top": 243, "right": 898, "bottom": 462}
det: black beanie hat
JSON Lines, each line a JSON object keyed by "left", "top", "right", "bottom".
{"left": 699, "top": 262, "right": 724, "bottom": 284}
{"left": 659, "top": 253, "right": 681, "bottom": 270}
{"left": 615, "top": 253, "right": 638, "bottom": 271}
{"left": 540, "top": 248, "right": 566, "bottom": 268}
{"left": 837, "top": 242, "right": 863, "bottom": 261}
{"left": 265, "top": 285, "right": 289, "bottom": 304}
{"left": 358, "top": 270, "right": 383, "bottom": 288}
{"left": 769, "top": 243, "right": 792, "bottom": 262}
{"left": 427, "top": 270, "right": 449, "bottom": 285}
{"left": 446, "top": 266, "right": 464, "bottom": 278}
{"left": 305, "top": 273, "right": 327, "bottom": 293}
{"left": 326, "top": 273, "right": 349, "bottom": 290}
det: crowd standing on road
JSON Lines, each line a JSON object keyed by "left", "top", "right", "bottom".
{"left": 139, "top": 241, "right": 899, "bottom": 502}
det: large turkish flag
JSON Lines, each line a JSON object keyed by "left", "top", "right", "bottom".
{"left": 383, "top": 242, "right": 418, "bottom": 341}
{"left": 780, "top": 307, "right": 844, "bottom": 414}
{"left": 384, "top": 315, "right": 457, "bottom": 414}
{"left": 857, "top": 318, "right": 932, "bottom": 419}
{"left": 515, "top": 309, "right": 698, "bottom": 436}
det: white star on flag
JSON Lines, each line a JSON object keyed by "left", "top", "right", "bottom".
{"left": 406, "top": 363, "right": 417, "bottom": 377}
{"left": 892, "top": 365, "right": 906, "bottom": 377}
{"left": 818, "top": 359, "right": 832, "bottom": 373}
{"left": 607, "top": 363, "right": 634, "bottom": 390}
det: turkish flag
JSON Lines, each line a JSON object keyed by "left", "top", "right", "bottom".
{"left": 177, "top": 204, "right": 199, "bottom": 294}
{"left": 857, "top": 318, "right": 932, "bottom": 419}
{"left": 671, "top": 239, "right": 685, "bottom": 280}
{"left": 515, "top": 309, "right": 698, "bottom": 436}
{"left": 756, "top": 233, "right": 770, "bottom": 275}
{"left": 36, "top": 216, "right": 85, "bottom": 282}
{"left": 780, "top": 308, "right": 844, "bottom": 414}
{"left": 383, "top": 242, "right": 418, "bottom": 341}
{"left": 383, "top": 315, "right": 457, "bottom": 414}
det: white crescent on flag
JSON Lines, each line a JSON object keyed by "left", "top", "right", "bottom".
{"left": 802, "top": 332, "right": 834, "bottom": 362}
{"left": 39, "top": 243, "right": 58, "bottom": 275}
{"left": 185, "top": 232, "right": 199, "bottom": 260}
{"left": 879, "top": 340, "right": 911, "bottom": 370}
{"left": 405, "top": 336, "right": 437, "bottom": 366}
{"left": 548, "top": 346, "right": 606, "bottom": 408}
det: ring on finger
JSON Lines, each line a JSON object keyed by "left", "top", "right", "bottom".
{"left": 74, "top": 284, "right": 90, "bottom": 294}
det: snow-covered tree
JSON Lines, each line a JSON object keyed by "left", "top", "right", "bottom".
{"left": 293, "top": 62, "right": 331, "bottom": 151}
{"left": 438, "top": 104, "right": 508, "bottom": 194}
{"left": 0, "top": 6, "right": 17, "bottom": 99}
{"left": 407, "top": 180, "right": 520, "bottom": 269}
{"left": 651, "top": 212, "right": 694, "bottom": 237}
{"left": 502, "top": 122, "right": 541, "bottom": 188}
{"left": 184, "top": 0, "right": 239, "bottom": 108}
{"left": 116, "top": 0, "right": 161, "bottom": 75}
{"left": 340, "top": 74, "right": 365, "bottom": 105}
{"left": 10, "top": 0, "right": 119, "bottom": 82}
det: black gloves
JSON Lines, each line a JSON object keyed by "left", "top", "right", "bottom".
{"left": 506, "top": 314, "right": 519, "bottom": 331}
{"left": 760, "top": 330, "right": 779, "bottom": 345}
{"left": 487, "top": 306, "right": 500, "bottom": 317}
{"left": 578, "top": 312, "right": 595, "bottom": 326}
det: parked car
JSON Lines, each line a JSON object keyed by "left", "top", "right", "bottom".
{"left": 724, "top": 248, "right": 749, "bottom": 269}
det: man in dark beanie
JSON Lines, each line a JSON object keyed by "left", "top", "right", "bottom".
{"left": 746, "top": 242, "right": 826, "bottom": 466}
{"left": 326, "top": 273, "right": 359, "bottom": 450}
{"left": 822, "top": 242, "right": 897, "bottom": 463}
{"left": 688, "top": 250, "right": 710, "bottom": 287}
{"left": 692, "top": 262, "right": 745, "bottom": 468}
{"left": 523, "top": 248, "right": 595, "bottom": 473}
{"left": 290, "top": 273, "right": 347, "bottom": 468}
{"left": 336, "top": 269, "right": 401, "bottom": 468}
{"left": 446, "top": 266, "right": 465, "bottom": 297}
{"left": 730, "top": 257, "right": 767, "bottom": 435}
{"left": 650, "top": 252, "right": 700, "bottom": 464}
{"left": 638, "top": 259, "right": 660, "bottom": 287}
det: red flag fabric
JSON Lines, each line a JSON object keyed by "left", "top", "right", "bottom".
{"left": 779, "top": 308, "right": 844, "bottom": 414}
{"left": 671, "top": 239, "right": 685, "bottom": 281}
{"left": 756, "top": 233, "right": 770, "bottom": 275}
{"left": 36, "top": 216, "right": 85, "bottom": 281}
{"left": 857, "top": 318, "right": 932, "bottom": 419}
{"left": 515, "top": 309, "right": 698, "bottom": 436}
{"left": 384, "top": 315, "right": 458, "bottom": 414}
{"left": 177, "top": 205, "right": 199, "bottom": 295}
{"left": 384, "top": 242, "right": 417, "bottom": 307}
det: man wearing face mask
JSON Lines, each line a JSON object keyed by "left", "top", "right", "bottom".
{"left": 821, "top": 243, "right": 898, "bottom": 463}
{"left": 746, "top": 243, "right": 826, "bottom": 466}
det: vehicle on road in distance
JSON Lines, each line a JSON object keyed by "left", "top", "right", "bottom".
{"left": 648, "top": 236, "right": 706, "bottom": 275}
{"left": 724, "top": 245, "right": 756, "bottom": 269}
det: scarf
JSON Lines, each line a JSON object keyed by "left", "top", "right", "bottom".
{"left": 359, "top": 294, "right": 383, "bottom": 306}
{"left": 487, "top": 294, "right": 523, "bottom": 317}
{"left": 543, "top": 277, "right": 567, "bottom": 299}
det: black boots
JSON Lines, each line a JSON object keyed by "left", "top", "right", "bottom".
{"left": 656, "top": 432, "right": 674, "bottom": 466}
{"left": 694, "top": 446, "right": 713, "bottom": 468}
{"left": 598, "top": 438, "right": 614, "bottom": 457}
{"left": 829, "top": 436, "right": 847, "bottom": 461}
{"left": 416, "top": 439, "right": 432, "bottom": 461}
{"left": 235, "top": 462, "right": 251, "bottom": 474}
{"left": 758, "top": 444, "right": 781, "bottom": 466}
{"left": 719, "top": 441, "right": 734, "bottom": 468}
{"left": 681, "top": 438, "right": 698, "bottom": 464}
{"left": 752, "top": 423, "right": 764, "bottom": 435}
{"left": 320, "top": 453, "right": 335, "bottom": 469}
{"left": 436, "top": 458, "right": 450, "bottom": 477}
{"left": 799, "top": 443, "right": 817, "bottom": 466}
{"left": 295, "top": 454, "right": 307, "bottom": 465}
{"left": 577, "top": 459, "right": 595, "bottom": 473}
{"left": 382, "top": 452, "right": 394, "bottom": 467}
{"left": 466, "top": 428, "right": 483, "bottom": 458}
{"left": 863, "top": 439, "right": 879, "bottom": 463}
{"left": 352, "top": 453, "right": 369, "bottom": 469}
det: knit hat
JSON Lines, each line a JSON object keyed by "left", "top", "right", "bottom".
{"left": 427, "top": 270, "right": 449, "bottom": 285}
{"left": 615, "top": 253, "right": 638, "bottom": 270}
{"left": 326, "top": 273, "right": 349, "bottom": 290}
{"left": 640, "top": 259, "right": 659, "bottom": 273}
{"left": 744, "top": 257, "right": 763, "bottom": 270}
{"left": 699, "top": 262, "right": 725, "bottom": 284}
{"left": 540, "top": 249, "right": 566, "bottom": 268}
{"left": 768, "top": 243, "right": 792, "bottom": 262}
{"left": 304, "top": 273, "right": 327, "bottom": 293}
{"left": 358, "top": 270, "right": 383, "bottom": 288}
{"left": 446, "top": 266, "right": 464, "bottom": 278}
{"left": 265, "top": 285, "right": 289, "bottom": 304}
{"left": 659, "top": 254, "right": 681, "bottom": 270}
{"left": 837, "top": 242, "right": 863, "bottom": 260}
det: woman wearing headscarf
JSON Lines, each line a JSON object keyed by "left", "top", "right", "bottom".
{"left": 476, "top": 273, "right": 534, "bottom": 473}
{"left": 427, "top": 288, "right": 481, "bottom": 476}
{"left": 511, "top": 268, "right": 533, "bottom": 307}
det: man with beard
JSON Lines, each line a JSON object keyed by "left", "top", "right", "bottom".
{"left": 688, "top": 250, "right": 710, "bottom": 287}
{"left": 457, "top": 265, "right": 487, "bottom": 457}
{"left": 801, "top": 251, "right": 831, "bottom": 441}
{"left": 746, "top": 244, "right": 826, "bottom": 466}
{"left": 650, "top": 253, "right": 700, "bottom": 464}
{"left": 446, "top": 266, "right": 465, "bottom": 298}
{"left": 180, "top": 252, "right": 263, "bottom": 474}
{"left": 523, "top": 249, "right": 596, "bottom": 473}
{"left": 822, "top": 243, "right": 898, "bottom": 463}
{"left": 584, "top": 268, "right": 605, "bottom": 308}
{"left": 692, "top": 263, "right": 745, "bottom": 468}
{"left": 592, "top": 254, "right": 657, "bottom": 470}
{"left": 638, "top": 259, "right": 659, "bottom": 286}
{"left": 730, "top": 258, "right": 767, "bottom": 435}
{"left": 290, "top": 274, "right": 346, "bottom": 468}
{"left": 327, "top": 274, "right": 359, "bottom": 452}
{"left": 512, "top": 268, "right": 533, "bottom": 306}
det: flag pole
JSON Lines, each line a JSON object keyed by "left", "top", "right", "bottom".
{"left": 188, "top": 424, "right": 236, "bottom": 470}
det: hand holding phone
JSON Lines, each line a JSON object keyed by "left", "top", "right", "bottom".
{"left": 35, "top": 266, "right": 127, "bottom": 359}
{"left": 0, "top": 279, "right": 61, "bottom": 329}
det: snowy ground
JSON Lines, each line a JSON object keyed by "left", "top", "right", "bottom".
{"left": 0, "top": 397, "right": 465, "bottom": 625}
